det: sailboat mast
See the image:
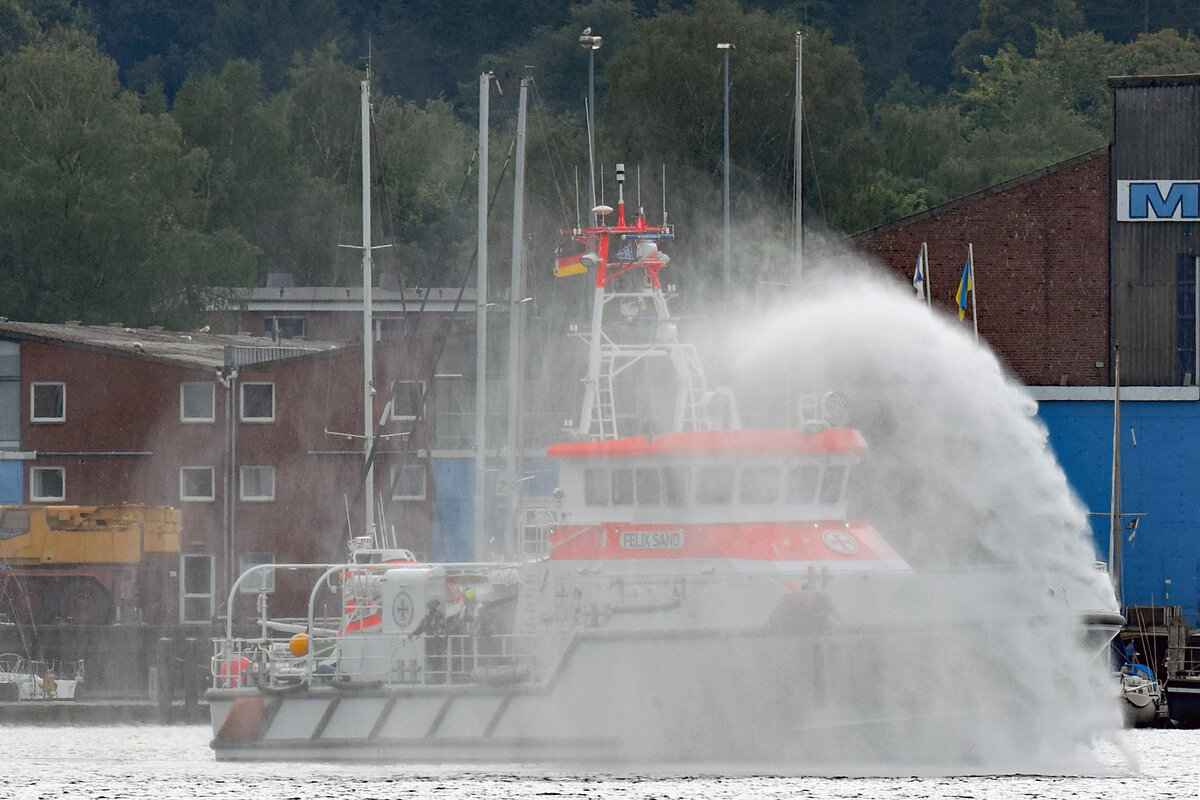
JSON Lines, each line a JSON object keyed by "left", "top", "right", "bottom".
{"left": 794, "top": 31, "right": 803, "bottom": 276}
{"left": 475, "top": 72, "right": 491, "bottom": 559}
{"left": 505, "top": 77, "right": 530, "bottom": 560}
{"left": 360, "top": 75, "right": 376, "bottom": 543}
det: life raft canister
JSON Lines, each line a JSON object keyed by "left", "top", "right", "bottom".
{"left": 220, "top": 656, "right": 252, "bottom": 688}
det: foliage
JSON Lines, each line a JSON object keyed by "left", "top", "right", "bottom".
{"left": 0, "top": 28, "right": 257, "bottom": 326}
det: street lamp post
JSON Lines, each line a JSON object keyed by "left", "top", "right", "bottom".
{"left": 579, "top": 29, "right": 603, "bottom": 224}
{"left": 717, "top": 43, "right": 734, "bottom": 297}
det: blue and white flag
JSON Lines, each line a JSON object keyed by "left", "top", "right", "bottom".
{"left": 912, "top": 247, "right": 926, "bottom": 300}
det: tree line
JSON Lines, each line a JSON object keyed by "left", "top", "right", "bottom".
{"left": 3, "top": 0, "right": 1200, "bottom": 327}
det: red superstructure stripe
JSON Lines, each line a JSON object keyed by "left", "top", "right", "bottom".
{"left": 546, "top": 428, "right": 866, "bottom": 458}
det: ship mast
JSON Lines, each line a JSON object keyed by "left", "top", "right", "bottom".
{"left": 360, "top": 73, "right": 376, "bottom": 544}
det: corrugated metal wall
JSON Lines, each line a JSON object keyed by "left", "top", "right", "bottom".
{"left": 1110, "top": 76, "right": 1200, "bottom": 385}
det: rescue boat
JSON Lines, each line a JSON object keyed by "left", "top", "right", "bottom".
{"left": 207, "top": 77, "right": 1122, "bottom": 767}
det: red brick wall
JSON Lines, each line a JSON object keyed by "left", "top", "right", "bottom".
{"left": 852, "top": 151, "right": 1110, "bottom": 387}
{"left": 20, "top": 337, "right": 436, "bottom": 617}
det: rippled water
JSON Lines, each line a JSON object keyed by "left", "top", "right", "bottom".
{"left": 0, "top": 724, "right": 1195, "bottom": 799}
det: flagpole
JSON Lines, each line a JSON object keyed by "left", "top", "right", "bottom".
{"left": 968, "top": 242, "right": 978, "bottom": 342}
{"left": 922, "top": 241, "right": 931, "bottom": 307}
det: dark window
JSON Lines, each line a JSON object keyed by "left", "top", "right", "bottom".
{"left": 740, "top": 466, "right": 781, "bottom": 504}
{"left": 241, "top": 383, "right": 274, "bottom": 421}
{"left": 786, "top": 466, "right": 820, "bottom": 503}
{"left": 696, "top": 466, "right": 733, "bottom": 504}
{"left": 31, "top": 382, "right": 64, "bottom": 421}
{"left": 662, "top": 467, "right": 688, "bottom": 506}
{"left": 584, "top": 469, "right": 609, "bottom": 506}
{"left": 635, "top": 468, "right": 661, "bottom": 506}
{"left": 612, "top": 468, "right": 634, "bottom": 505}
{"left": 819, "top": 465, "right": 847, "bottom": 504}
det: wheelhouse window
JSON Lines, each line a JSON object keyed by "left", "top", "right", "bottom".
{"left": 239, "top": 465, "right": 275, "bottom": 501}
{"left": 695, "top": 466, "right": 734, "bottom": 504}
{"left": 238, "top": 552, "right": 276, "bottom": 593}
{"left": 240, "top": 382, "right": 275, "bottom": 422}
{"left": 584, "top": 469, "right": 609, "bottom": 506}
{"left": 180, "top": 382, "right": 216, "bottom": 422}
{"left": 30, "top": 467, "right": 64, "bottom": 502}
{"left": 180, "top": 467, "right": 215, "bottom": 502}
{"left": 611, "top": 468, "right": 634, "bottom": 505}
{"left": 662, "top": 467, "right": 688, "bottom": 506}
{"left": 390, "top": 463, "right": 427, "bottom": 501}
{"left": 31, "top": 382, "right": 65, "bottom": 422}
{"left": 786, "top": 465, "right": 820, "bottom": 503}
{"left": 635, "top": 468, "right": 661, "bottom": 506}
{"left": 740, "top": 466, "right": 781, "bottom": 504}
{"left": 819, "top": 465, "right": 847, "bottom": 504}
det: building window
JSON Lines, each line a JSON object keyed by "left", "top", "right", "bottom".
{"left": 0, "top": 340, "right": 19, "bottom": 449}
{"left": 30, "top": 467, "right": 64, "bottom": 502}
{"left": 240, "top": 382, "right": 275, "bottom": 422}
{"left": 390, "top": 463, "right": 426, "bottom": 501}
{"left": 264, "top": 316, "right": 305, "bottom": 340}
{"left": 31, "top": 382, "right": 65, "bottom": 422}
{"left": 390, "top": 380, "right": 426, "bottom": 426}
{"left": 240, "top": 465, "right": 275, "bottom": 501}
{"left": 238, "top": 552, "right": 276, "bottom": 593}
{"left": 180, "top": 467, "right": 215, "bottom": 502}
{"left": 180, "top": 382, "right": 216, "bottom": 422}
{"left": 181, "top": 554, "right": 213, "bottom": 623}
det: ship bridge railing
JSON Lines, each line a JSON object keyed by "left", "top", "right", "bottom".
{"left": 210, "top": 631, "right": 542, "bottom": 690}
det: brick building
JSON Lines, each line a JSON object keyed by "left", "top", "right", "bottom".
{"left": 0, "top": 321, "right": 436, "bottom": 624}
{"left": 843, "top": 75, "right": 1200, "bottom": 620}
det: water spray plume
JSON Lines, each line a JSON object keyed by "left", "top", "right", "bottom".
{"left": 717, "top": 260, "right": 1127, "bottom": 774}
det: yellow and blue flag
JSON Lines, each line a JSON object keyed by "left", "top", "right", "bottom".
{"left": 955, "top": 250, "right": 973, "bottom": 320}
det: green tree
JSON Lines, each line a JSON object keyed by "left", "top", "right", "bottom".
{"left": 0, "top": 29, "right": 256, "bottom": 326}
{"left": 953, "top": 0, "right": 1085, "bottom": 73}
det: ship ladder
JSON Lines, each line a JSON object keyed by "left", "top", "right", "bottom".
{"left": 591, "top": 347, "right": 619, "bottom": 439}
{"left": 672, "top": 344, "right": 710, "bottom": 432}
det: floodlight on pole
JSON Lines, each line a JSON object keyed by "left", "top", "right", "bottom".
{"left": 717, "top": 43, "right": 734, "bottom": 298}
{"left": 580, "top": 30, "right": 603, "bottom": 224}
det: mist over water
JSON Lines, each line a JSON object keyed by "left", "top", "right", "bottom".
{"left": 705, "top": 262, "right": 1128, "bottom": 774}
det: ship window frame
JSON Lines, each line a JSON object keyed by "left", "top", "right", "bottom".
{"left": 635, "top": 467, "right": 662, "bottom": 506}
{"left": 785, "top": 465, "right": 820, "bottom": 504}
{"left": 584, "top": 468, "right": 609, "bottom": 506}
{"left": 819, "top": 464, "right": 847, "bottom": 504}
{"left": 740, "top": 465, "right": 782, "bottom": 504}
{"left": 662, "top": 466, "right": 688, "bottom": 506}
{"left": 611, "top": 467, "right": 634, "bottom": 505}
{"left": 695, "top": 465, "right": 734, "bottom": 505}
